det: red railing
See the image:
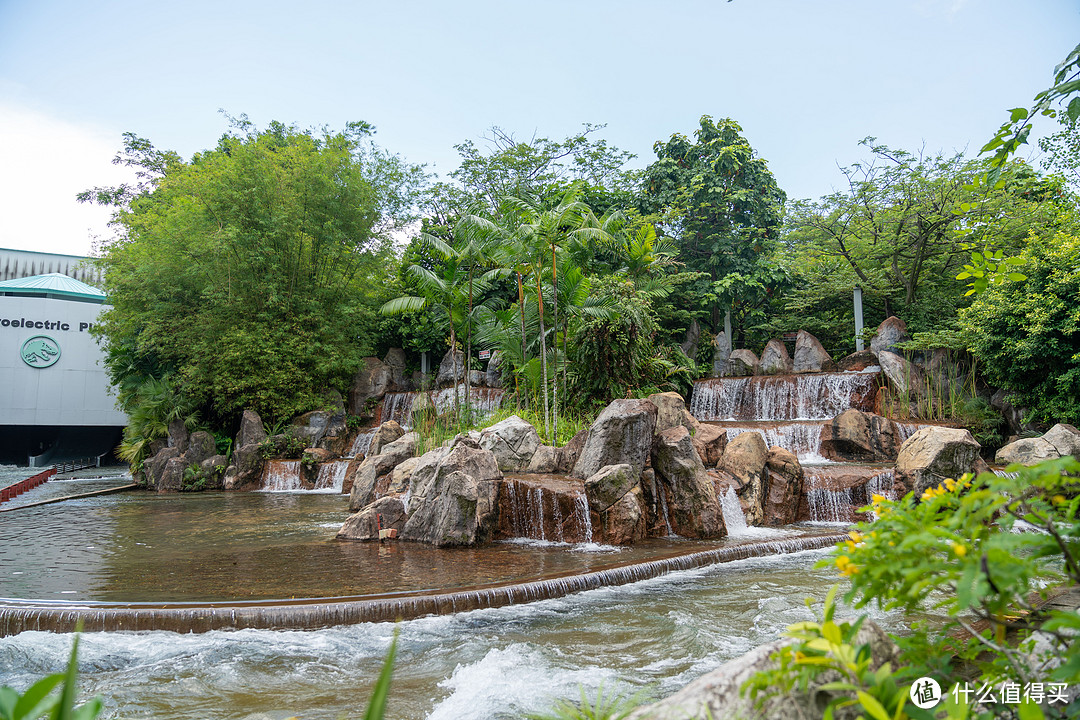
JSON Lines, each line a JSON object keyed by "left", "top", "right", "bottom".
{"left": 0, "top": 468, "right": 56, "bottom": 504}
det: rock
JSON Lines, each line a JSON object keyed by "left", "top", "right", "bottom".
{"left": 387, "top": 456, "right": 421, "bottom": 495}
{"left": 435, "top": 349, "right": 465, "bottom": 388}
{"left": 525, "top": 445, "right": 560, "bottom": 474}
{"left": 877, "top": 350, "right": 923, "bottom": 397}
{"left": 624, "top": 620, "right": 900, "bottom": 720}
{"left": 711, "top": 331, "right": 732, "bottom": 377}
{"left": 647, "top": 392, "right": 695, "bottom": 434}
{"left": 727, "top": 349, "right": 759, "bottom": 377}
{"left": 990, "top": 388, "right": 1036, "bottom": 436}
{"left": 200, "top": 454, "right": 229, "bottom": 476}
{"left": 1043, "top": 423, "right": 1080, "bottom": 457}
{"left": 449, "top": 431, "right": 481, "bottom": 448}
{"left": 348, "top": 432, "right": 418, "bottom": 510}
{"left": 368, "top": 421, "right": 405, "bottom": 457}
{"left": 337, "top": 496, "right": 408, "bottom": 541}
{"left": 759, "top": 339, "right": 793, "bottom": 375}
{"left": 680, "top": 319, "right": 701, "bottom": 358}
{"left": 497, "top": 476, "right": 591, "bottom": 543}
{"left": 596, "top": 486, "right": 647, "bottom": 545}
{"left": 583, "top": 464, "right": 637, "bottom": 514}
{"left": 557, "top": 429, "right": 589, "bottom": 474}
{"left": 224, "top": 443, "right": 265, "bottom": 490}
{"left": 571, "top": 399, "right": 657, "bottom": 479}
{"left": 144, "top": 446, "right": 180, "bottom": 490}
{"left": 691, "top": 424, "right": 728, "bottom": 467}
{"left": 479, "top": 415, "right": 541, "bottom": 472}
{"left": 401, "top": 443, "right": 502, "bottom": 546}
{"left": 836, "top": 349, "right": 879, "bottom": 372}
{"left": 995, "top": 437, "right": 1060, "bottom": 466}
{"left": 291, "top": 411, "right": 333, "bottom": 446}
{"left": 484, "top": 350, "right": 504, "bottom": 389}
{"left": 720, "top": 432, "right": 769, "bottom": 525}
{"left": 819, "top": 409, "right": 901, "bottom": 462}
{"left": 468, "top": 369, "right": 487, "bottom": 387}
{"left": 237, "top": 409, "right": 267, "bottom": 447}
{"left": 870, "top": 316, "right": 909, "bottom": 355}
{"left": 895, "top": 426, "right": 983, "bottom": 496}
{"left": 303, "top": 447, "right": 336, "bottom": 464}
{"left": 185, "top": 431, "right": 217, "bottom": 467}
{"left": 764, "top": 447, "right": 803, "bottom": 526}
{"left": 383, "top": 348, "right": 408, "bottom": 390}
{"left": 348, "top": 357, "right": 394, "bottom": 416}
{"left": 403, "top": 447, "right": 453, "bottom": 512}
{"left": 651, "top": 426, "right": 724, "bottom": 538}
{"left": 793, "top": 330, "right": 836, "bottom": 373}
{"left": 167, "top": 419, "right": 190, "bottom": 453}
{"left": 158, "top": 456, "right": 186, "bottom": 493}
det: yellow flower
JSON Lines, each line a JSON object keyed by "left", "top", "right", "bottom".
{"left": 944, "top": 477, "right": 957, "bottom": 491}
{"left": 952, "top": 542, "right": 967, "bottom": 558}
{"left": 1052, "top": 495, "right": 1066, "bottom": 505}
{"left": 836, "top": 555, "right": 859, "bottom": 576}
{"left": 849, "top": 531, "right": 863, "bottom": 543}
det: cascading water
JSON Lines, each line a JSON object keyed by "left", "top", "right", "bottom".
{"left": 499, "top": 476, "right": 591, "bottom": 544}
{"left": 719, "top": 486, "right": 748, "bottom": 536}
{"left": 801, "top": 467, "right": 895, "bottom": 523}
{"left": 313, "top": 461, "right": 349, "bottom": 493}
{"left": 378, "top": 386, "right": 505, "bottom": 429}
{"left": 348, "top": 428, "right": 377, "bottom": 458}
{"left": 690, "top": 370, "right": 879, "bottom": 421}
{"left": 260, "top": 460, "right": 302, "bottom": 492}
{"left": 717, "top": 421, "right": 826, "bottom": 462}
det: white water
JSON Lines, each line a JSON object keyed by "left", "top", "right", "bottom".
{"left": 259, "top": 461, "right": 347, "bottom": 494}
{"left": 690, "top": 371, "right": 879, "bottom": 421}
{"left": 720, "top": 422, "right": 825, "bottom": 463}
{"left": 348, "top": 429, "right": 377, "bottom": 458}
{"left": 381, "top": 386, "right": 505, "bottom": 429}
{"left": 719, "top": 486, "right": 748, "bottom": 536}
{"left": 313, "top": 461, "right": 349, "bottom": 493}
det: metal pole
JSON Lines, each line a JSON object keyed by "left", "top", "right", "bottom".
{"left": 854, "top": 286, "right": 865, "bottom": 351}
{"left": 724, "top": 310, "right": 732, "bottom": 346}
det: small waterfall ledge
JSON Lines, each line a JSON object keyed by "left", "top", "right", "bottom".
{"left": 690, "top": 370, "right": 879, "bottom": 421}
{"left": 0, "top": 533, "right": 846, "bottom": 636}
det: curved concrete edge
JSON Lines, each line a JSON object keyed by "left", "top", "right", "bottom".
{"left": 0, "top": 534, "right": 846, "bottom": 636}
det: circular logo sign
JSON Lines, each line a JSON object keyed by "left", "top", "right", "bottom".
{"left": 20, "top": 335, "right": 61, "bottom": 368}
{"left": 909, "top": 677, "right": 943, "bottom": 709}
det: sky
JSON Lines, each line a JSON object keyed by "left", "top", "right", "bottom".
{"left": 0, "top": 0, "right": 1077, "bottom": 257}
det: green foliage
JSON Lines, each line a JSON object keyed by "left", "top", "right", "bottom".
{"left": 116, "top": 375, "right": 198, "bottom": 472}
{"left": 86, "top": 117, "right": 425, "bottom": 434}
{"left": 0, "top": 634, "right": 102, "bottom": 720}
{"left": 525, "top": 686, "right": 649, "bottom": 720}
{"left": 259, "top": 432, "right": 308, "bottom": 460}
{"left": 180, "top": 462, "right": 224, "bottom": 492}
{"left": 959, "top": 228, "right": 1080, "bottom": 425}
{"left": 361, "top": 630, "right": 398, "bottom": 720}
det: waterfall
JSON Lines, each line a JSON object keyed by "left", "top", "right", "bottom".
{"left": 690, "top": 371, "right": 879, "bottom": 421}
{"left": 719, "top": 486, "right": 749, "bottom": 536}
{"left": 499, "top": 477, "right": 590, "bottom": 544}
{"left": 260, "top": 461, "right": 302, "bottom": 492}
{"left": 314, "top": 461, "right": 349, "bottom": 493}
{"left": 718, "top": 422, "right": 826, "bottom": 462}
{"left": 805, "top": 486, "right": 853, "bottom": 523}
{"left": 574, "top": 492, "right": 593, "bottom": 543}
{"left": 348, "top": 429, "right": 377, "bottom": 458}
{"left": 657, "top": 485, "right": 675, "bottom": 537}
{"left": 381, "top": 393, "right": 415, "bottom": 426}
{"left": 378, "top": 386, "right": 506, "bottom": 430}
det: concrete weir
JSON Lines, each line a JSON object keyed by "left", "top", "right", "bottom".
{"left": 0, "top": 533, "right": 845, "bottom": 636}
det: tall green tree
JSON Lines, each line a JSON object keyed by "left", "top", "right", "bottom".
{"left": 83, "top": 117, "right": 425, "bottom": 430}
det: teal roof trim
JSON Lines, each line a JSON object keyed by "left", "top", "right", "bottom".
{"left": 0, "top": 273, "right": 107, "bottom": 303}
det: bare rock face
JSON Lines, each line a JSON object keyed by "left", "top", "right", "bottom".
{"left": 870, "top": 316, "right": 909, "bottom": 355}
{"left": 435, "top": 349, "right": 466, "bottom": 388}
{"left": 720, "top": 432, "right": 769, "bottom": 525}
{"left": 349, "top": 357, "right": 394, "bottom": 416}
{"left": 484, "top": 350, "right": 504, "bottom": 389}
{"left": 691, "top": 424, "right": 728, "bottom": 467}
{"left": 651, "top": 426, "right": 724, "bottom": 538}
{"left": 990, "top": 388, "right": 1036, "bottom": 436}
{"left": 571, "top": 399, "right": 658, "bottom": 479}
{"left": 525, "top": 445, "right": 559, "bottom": 474}
{"left": 558, "top": 429, "right": 589, "bottom": 474}
{"left": 144, "top": 447, "right": 179, "bottom": 490}
{"left": 836, "top": 349, "right": 879, "bottom": 372}
{"left": 759, "top": 339, "right": 793, "bottom": 375}
{"left": 1043, "top": 423, "right": 1080, "bottom": 458}
{"left": 368, "top": 421, "right": 405, "bottom": 457}
{"left": 158, "top": 457, "right": 187, "bottom": 492}
{"left": 596, "top": 486, "right": 647, "bottom": 545}
{"left": 237, "top": 409, "right": 267, "bottom": 447}
{"left": 383, "top": 348, "right": 409, "bottom": 391}
{"left": 727, "top": 349, "right": 760, "bottom": 377}
{"left": 584, "top": 463, "right": 637, "bottom": 514}
{"left": 793, "top": 330, "right": 836, "bottom": 373}
{"left": 348, "top": 431, "right": 418, "bottom": 511}
{"left": 712, "top": 330, "right": 732, "bottom": 377}
{"left": 497, "top": 476, "right": 591, "bottom": 543}
{"left": 995, "top": 436, "right": 1060, "bottom": 466}
{"left": 624, "top": 619, "right": 900, "bottom": 720}
{"left": 337, "top": 496, "right": 408, "bottom": 541}
{"left": 386, "top": 456, "right": 421, "bottom": 494}
{"left": 764, "top": 447, "right": 803, "bottom": 526}
{"left": 401, "top": 444, "right": 502, "bottom": 546}
{"left": 479, "top": 415, "right": 541, "bottom": 472}
{"left": 895, "top": 426, "right": 982, "bottom": 496}
{"left": 819, "top": 409, "right": 901, "bottom": 462}
{"left": 223, "top": 442, "right": 265, "bottom": 490}
{"left": 167, "top": 419, "right": 190, "bottom": 453}
{"left": 291, "top": 411, "right": 334, "bottom": 447}
{"left": 647, "top": 392, "right": 696, "bottom": 434}
{"left": 680, "top": 318, "right": 701, "bottom": 358}
{"left": 877, "top": 350, "right": 924, "bottom": 397}
{"left": 184, "top": 431, "right": 217, "bottom": 469}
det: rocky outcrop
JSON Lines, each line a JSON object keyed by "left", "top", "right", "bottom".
{"left": 596, "top": 485, "right": 647, "bottom": 545}
{"left": 349, "top": 357, "right": 394, "bottom": 416}
{"left": 691, "top": 424, "right": 728, "bottom": 467}
{"left": 996, "top": 437, "right": 1060, "bottom": 466}
{"left": 368, "top": 421, "right": 405, "bottom": 457}
{"left": 571, "top": 399, "right": 657, "bottom": 479}
{"left": 836, "top": 349, "right": 879, "bottom": 372}
{"left": 401, "top": 443, "right": 502, "bottom": 546}
{"left": 291, "top": 411, "right": 336, "bottom": 447}
{"left": 651, "top": 426, "right": 724, "bottom": 538}
{"left": 223, "top": 409, "right": 268, "bottom": 490}
{"left": 764, "top": 447, "right": 803, "bottom": 526}
{"left": 237, "top": 409, "right": 267, "bottom": 447}
{"left": 484, "top": 350, "right": 504, "bottom": 389}
{"left": 793, "top": 330, "right": 836, "bottom": 373}
{"left": 647, "top": 392, "right": 698, "bottom": 434}
{"left": 990, "top": 388, "right": 1036, "bottom": 437}
{"left": 383, "top": 348, "right": 409, "bottom": 391}
{"left": 479, "top": 415, "right": 541, "bottom": 472}
{"left": 711, "top": 331, "right": 731, "bottom": 377}
{"left": 727, "top": 349, "right": 759, "bottom": 377}
{"left": 819, "top": 409, "right": 901, "bottom": 462}
{"left": 167, "top": 419, "right": 190, "bottom": 453}
{"left": 435, "top": 349, "right": 466, "bottom": 388}
{"left": 877, "top": 350, "right": 923, "bottom": 397}
{"left": 144, "top": 428, "right": 219, "bottom": 492}
{"left": 870, "top": 316, "right": 909, "bottom": 355}
{"left": 336, "top": 496, "right": 408, "bottom": 541}
{"left": 720, "top": 432, "right": 769, "bottom": 525}
{"left": 386, "top": 456, "right": 421, "bottom": 495}
{"left": 759, "top": 339, "right": 793, "bottom": 375}
{"left": 348, "top": 432, "right": 418, "bottom": 510}
{"left": 680, "top": 319, "right": 701, "bottom": 359}
{"left": 624, "top": 620, "right": 900, "bottom": 720}
{"left": 1045, "top": 423, "right": 1080, "bottom": 457}
{"left": 895, "top": 426, "right": 982, "bottom": 496}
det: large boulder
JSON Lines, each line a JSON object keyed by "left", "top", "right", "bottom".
{"left": 877, "top": 350, "right": 923, "bottom": 397}
{"left": 819, "top": 409, "right": 901, "bottom": 462}
{"left": 995, "top": 437, "right": 1060, "bottom": 466}
{"left": 837, "top": 349, "right": 879, "bottom": 372}
{"left": 435, "top": 349, "right": 466, "bottom": 388}
{"left": 167, "top": 419, "right": 190, "bottom": 453}
{"left": 158, "top": 456, "right": 187, "bottom": 493}
{"left": 727, "top": 349, "right": 759, "bottom": 377}
{"left": 484, "top": 350, "right": 504, "bottom": 389}
{"left": 291, "top": 411, "right": 334, "bottom": 447}
{"left": 583, "top": 463, "right": 637, "bottom": 514}
{"left": 759, "top": 339, "right": 793, "bottom": 375}
{"left": 764, "top": 447, "right": 803, "bottom": 526}
{"left": 720, "top": 432, "right": 769, "bottom": 525}
{"left": 386, "top": 456, "right": 421, "bottom": 495}
{"left": 479, "top": 415, "right": 541, "bottom": 472}
{"left": 348, "top": 432, "right": 418, "bottom": 510}
{"left": 711, "top": 331, "right": 732, "bottom": 377}
{"left": 571, "top": 399, "right": 657, "bottom": 479}
{"left": 401, "top": 444, "right": 502, "bottom": 546}
{"left": 680, "top": 319, "right": 701, "bottom": 359}
{"left": 237, "top": 409, "right": 267, "bottom": 447}
{"left": 337, "top": 496, "right": 408, "bottom": 541}
{"left": 223, "top": 443, "right": 265, "bottom": 490}
{"left": 895, "top": 426, "right": 983, "bottom": 496}
{"left": 1043, "top": 423, "right": 1080, "bottom": 458}
{"left": 990, "top": 388, "right": 1036, "bottom": 437}
{"left": 624, "top": 620, "right": 900, "bottom": 720}
{"left": 651, "top": 426, "right": 724, "bottom": 538}
{"left": 691, "top": 424, "right": 728, "bottom": 467}
{"left": 793, "top": 330, "right": 836, "bottom": 373}
{"left": 595, "top": 486, "right": 647, "bottom": 545}
{"left": 368, "top": 420, "right": 405, "bottom": 457}
{"left": 383, "top": 348, "right": 409, "bottom": 391}
{"left": 348, "top": 357, "right": 394, "bottom": 416}
{"left": 870, "top": 316, "right": 909, "bottom": 355}
{"left": 184, "top": 431, "right": 217, "bottom": 468}
{"left": 647, "top": 392, "right": 697, "bottom": 434}
{"left": 143, "top": 446, "right": 180, "bottom": 490}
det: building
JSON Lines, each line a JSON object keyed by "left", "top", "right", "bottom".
{"left": 0, "top": 262, "right": 126, "bottom": 465}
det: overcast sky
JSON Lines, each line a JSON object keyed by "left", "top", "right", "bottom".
{"left": 0, "top": 0, "right": 1077, "bottom": 257}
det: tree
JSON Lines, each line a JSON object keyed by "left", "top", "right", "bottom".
{"left": 641, "top": 115, "right": 786, "bottom": 334}
{"left": 84, "top": 117, "right": 425, "bottom": 431}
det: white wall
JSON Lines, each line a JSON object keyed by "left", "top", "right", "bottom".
{"left": 0, "top": 295, "right": 127, "bottom": 426}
